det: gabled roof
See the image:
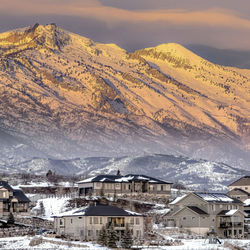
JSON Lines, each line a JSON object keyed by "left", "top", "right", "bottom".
{"left": 227, "top": 188, "right": 250, "bottom": 196}
{"left": 217, "top": 209, "right": 246, "bottom": 217}
{"left": 13, "top": 189, "right": 30, "bottom": 203}
{"left": 169, "top": 194, "right": 188, "bottom": 205}
{"left": 170, "top": 192, "right": 242, "bottom": 206}
{"left": 194, "top": 193, "right": 242, "bottom": 204}
{"left": 0, "top": 181, "right": 13, "bottom": 191}
{"left": 78, "top": 174, "right": 171, "bottom": 184}
{"left": 187, "top": 206, "right": 208, "bottom": 215}
{"left": 124, "top": 174, "right": 172, "bottom": 184}
{"left": 55, "top": 205, "right": 143, "bottom": 217}
{"left": 229, "top": 176, "right": 250, "bottom": 187}
{"left": 78, "top": 175, "right": 122, "bottom": 184}
{"left": 172, "top": 205, "right": 208, "bottom": 217}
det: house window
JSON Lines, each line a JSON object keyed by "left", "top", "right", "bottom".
{"left": 234, "top": 230, "right": 237, "bottom": 236}
{"left": 161, "top": 185, "right": 164, "bottom": 191}
{"left": 88, "top": 230, "right": 93, "bottom": 236}
{"left": 239, "top": 229, "right": 242, "bottom": 234}
{"left": 71, "top": 219, "right": 73, "bottom": 224}
{"left": 96, "top": 230, "right": 99, "bottom": 236}
{"left": 183, "top": 217, "right": 186, "bottom": 220}
{"left": 136, "top": 218, "right": 140, "bottom": 225}
{"left": 94, "top": 217, "right": 98, "bottom": 224}
{"left": 245, "top": 187, "right": 248, "bottom": 190}
{"left": 100, "top": 217, "right": 102, "bottom": 224}
{"left": 78, "top": 217, "right": 82, "bottom": 219}
{"left": 60, "top": 219, "right": 63, "bottom": 225}
{"left": 89, "top": 217, "right": 92, "bottom": 224}
{"left": 130, "top": 218, "right": 134, "bottom": 225}
{"left": 136, "top": 230, "right": 141, "bottom": 238}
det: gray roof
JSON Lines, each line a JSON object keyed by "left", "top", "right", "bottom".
{"left": 56, "top": 205, "right": 143, "bottom": 217}
{"left": 187, "top": 206, "right": 208, "bottom": 215}
{"left": 195, "top": 192, "right": 242, "bottom": 204}
{"left": 0, "top": 181, "right": 13, "bottom": 191}
{"left": 13, "top": 189, "right": 30, "bottom": 203}
{"left": 78, "top": 174, "right": 171, "bottom": 184}
{"left": 227, "top": 188, "right": 250, "bottom": 196}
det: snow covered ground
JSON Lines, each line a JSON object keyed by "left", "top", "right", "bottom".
{"left": 1, "top": 237, "right": 250, "bottom": 249}
{"left": 31, "top": 197, "right": 71, "bottom": 220}
{"left": 0, "top": 236, "right": 108, "bottom": 249}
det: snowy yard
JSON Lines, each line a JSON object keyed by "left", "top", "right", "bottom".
{"left": 0, "top": 237, "right": 250, "bottom": 250}
{"left": 0, "top": 236, "right": 108, "bottom": 249}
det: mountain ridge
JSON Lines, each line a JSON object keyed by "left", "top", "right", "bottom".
{"left": 0, "top": 23, "right": 249, "bottom": 169}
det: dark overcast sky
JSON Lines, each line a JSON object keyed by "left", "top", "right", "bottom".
{"left": 1, "top": 0, "right": 250, "bottom": 52}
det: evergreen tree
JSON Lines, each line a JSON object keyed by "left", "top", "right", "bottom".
{"left": 97, "top": 226, "right": 108, "bottom": 246}
{"left": 106, "top": 225, "right": 118, "bottom": 248}
{"left": 39, "top": 201, "right": 45, "bottom": 216}
{"left": 7, "top": 212, "right": 15, "bottom": 224}
{"left": 121, "top": 224, "right": 133, "bottom": 249}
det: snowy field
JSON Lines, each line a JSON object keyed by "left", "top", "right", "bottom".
{"left": 0, "top": 237, "right": 250, "bottom": 250}
{"left": 0, "top": 237, "right": 108, "bottom": 249}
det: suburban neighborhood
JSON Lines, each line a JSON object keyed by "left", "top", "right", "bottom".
{"left": 1, "top": 172, "right": 250, "bottom": 248}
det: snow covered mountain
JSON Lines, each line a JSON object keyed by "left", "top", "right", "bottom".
{"left": 0, "top": 23, "right": 249, "bottom": 169}
{"left": 3, "top": 154, "right": 249, "bottom": 191}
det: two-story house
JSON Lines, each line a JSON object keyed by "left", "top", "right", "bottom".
{"left": 0, "top": 181, "right": 30, "bottom": 218}
{"left": 78, "top": 174, "right": 172, "bottom": 198}
{"left": 228, "top": 176, "right": 250, "bottom": 192}
{"left": 228, "top": 176, "right": 250, "bottom": 202}
{"left": 54, "top": 205, "right": 144, "bottom": 241}
{"left": 165, "top": 192, "right": 245, "bottom": 238}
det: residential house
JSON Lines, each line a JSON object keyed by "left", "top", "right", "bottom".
{"left": 165, "top": 192, "right": 245, "bottom": 238}
{"left": 78, "top": 174, "right": 172, "bottom": 198}
{"left": 228, "top": 176, "right": 250, "bottom": 193}
{"left": 54, "top": 205, "right": 144, "bottom": 241}
{"left": 0, "top": 181, "right": 30, "bottom": 218}
{"left": 227, "top": 188, "right": 250, "bottom": 203}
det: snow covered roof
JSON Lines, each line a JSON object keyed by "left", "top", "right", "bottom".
{"left": 78, "top": 174, "right": 172, "bottom": 184}
{"left": 244, "top": 199, "right": 250, "bottom": 206}
{"left": 169, "top": 194, "right": 187, "bottom": 205}
{"left": 217, "top": 209, "right": 246, "bottom": 216}
{"left": 195, "top": 193, "right": 241, "bottom": 203}
{"left": 55, "top": 205, "right": 144, "bottom": 218}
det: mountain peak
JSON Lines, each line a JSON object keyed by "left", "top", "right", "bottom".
{"left": 0, "top": 23, "right": 70, "bottom": 50}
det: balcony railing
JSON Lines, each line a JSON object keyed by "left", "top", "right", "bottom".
{"left": 219, "top": 222, "right": 243, "bottom": 228}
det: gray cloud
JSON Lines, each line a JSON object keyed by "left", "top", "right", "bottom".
{"left": 1, "top": 0, "right": 250, "bottom": 52}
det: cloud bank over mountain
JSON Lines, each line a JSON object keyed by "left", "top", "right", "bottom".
{"left": 1, "top": 0, "right": 250, "bottom": 57}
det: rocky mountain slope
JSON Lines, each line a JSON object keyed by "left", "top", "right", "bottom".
{"left": 0, "top": 23, "right": 249, "bottom": 169}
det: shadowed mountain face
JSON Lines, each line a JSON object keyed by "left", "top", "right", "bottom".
{"left": 0, "top": 23, "right": 249, "bottom": 170}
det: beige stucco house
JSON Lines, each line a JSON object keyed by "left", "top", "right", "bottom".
{"left": 228, "top": 176, "right": 250, "bottom": 192}
{"left": 0, "top": 181, "right": 30, "bottom": 218}
{"left": 54, "top": 205, "right": 144, "bottom": 241}
{"left": 165, "top": 192, "right": 245, "bottom": 238}
{"left": 227, "top": 188, "right": 250, "bottom": 203}
{"left": 77, "top": 174, "right": 172, "bottom": 198}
